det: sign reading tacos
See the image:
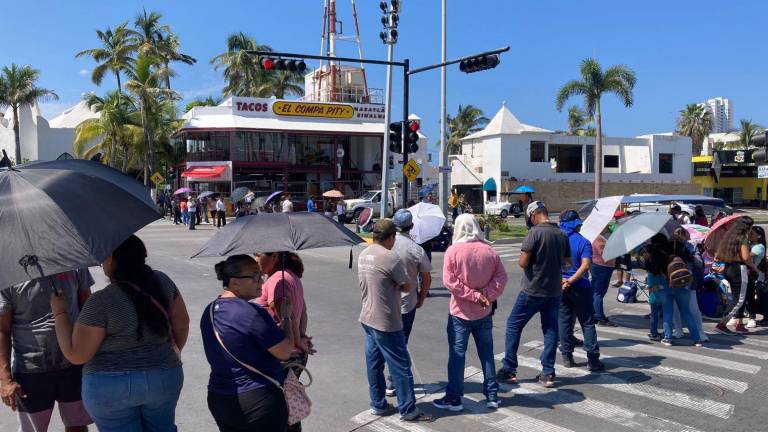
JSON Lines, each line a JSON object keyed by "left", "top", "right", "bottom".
{"left": 272, "top": 101, "right": 354, "bottom": 119}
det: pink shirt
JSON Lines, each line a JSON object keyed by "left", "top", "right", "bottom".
{"left": 591, "top": 235, "right": 615, "bottom": 268}
{"left": 443, "top": 242, "right": 507, "bottom": 320}
{"left": 255, "top": 270, "right": 305, "bottom": 325}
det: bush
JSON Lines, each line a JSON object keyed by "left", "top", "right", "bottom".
{"left": 497, "top": 221, "right": 510, "bottom": 232}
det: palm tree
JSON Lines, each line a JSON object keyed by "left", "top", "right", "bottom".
{"left": 124, "top": 55, "right": 179, "bottom": 182}
{"left": 676, "top": 104, "right": 712, "bottom": 155}
{"left": 268, "top": 70, "right": 305, "bottom": 99}
{"left": 184, "top": 96, "right": 222, "bottom": 113}
{"left": 446, "top": 104, "right": 489, "bottom": 154}
{"left": 75, "top": 23, "right": 137, "bottom": 102}
{"left": 738, "top": 119, "right": 762, "bottom": 150}
{"left": 556, "top": 58, "right": 636, "bottom": 199}
{"left": 567, "top": 105, "right": 589, "bottom": 135}
{"left": 74, "top": 91, "right": 140, "bottom": 168}
{"left": 0, "top": 64, "right": 58, "bottom": 164}
{"left": 131, "top": 10, "right": 196, "bottom": 89}
{"left": 211, "top": 32, "right": 273, "bottom": 97}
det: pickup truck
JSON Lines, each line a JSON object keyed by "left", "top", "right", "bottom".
{"left": 484, "top": 201, "right": 523, "bottom": 219}
{"left": 344, "top": 191, "right": 394, "bottom": 223}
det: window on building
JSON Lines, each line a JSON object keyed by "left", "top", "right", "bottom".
{"left": 603, "top": 155, "right": 619, "bottom": 168}
{"left": 530, "top": 141, "right": 546, "bottom": 162}
{"left": 586, "top": 146, "right": 594, "bottom": 173}
{"left": 428, "top": 153, "right": 432, "bottom": 162}
{"left": 549, "top": 144, "right": 583, "bottom": 173}
{"left": 659, "top": 153, "right": 673, "bottom": 174}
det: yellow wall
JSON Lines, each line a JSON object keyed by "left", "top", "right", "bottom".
{"left": 691, "top": 176, "right": 768, "bottom": 202}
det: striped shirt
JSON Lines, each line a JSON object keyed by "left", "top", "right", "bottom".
{"left": 77, "top": 271, "right": 181, "bottom": 374}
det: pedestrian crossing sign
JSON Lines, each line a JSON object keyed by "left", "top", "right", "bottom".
{"left": 151, "top": 172, "right": 165, "bottom": 185}
{"left": 403, "top": 159, "right": 421, "bottom": 182}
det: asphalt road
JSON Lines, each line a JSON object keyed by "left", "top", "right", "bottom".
{"left": 2, "top": 218, "right": 768, "bottom": 432}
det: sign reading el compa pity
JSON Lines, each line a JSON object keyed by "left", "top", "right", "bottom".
{"left": 232, "top": 97, "right": 384, "bottom": 122}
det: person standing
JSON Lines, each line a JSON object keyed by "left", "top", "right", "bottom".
{"left": 201, "top": 197, "right": 210, "bottom": 224}
{"left": 670, "top": 204, "right": 691, "bottom": 224}
{"left": 180, "top": 198, "right": 188, "bottom": 225}
{"left": 432, "top": 214, "right": 507, "bottom": 411}
{"left": 50, "top": 235, "right": 190, "bottom": 431}
{"left": 497, "top": 201, "right": 570, "bottom": 388}
{"left": 693, "top": 206, "right": 709, "bottom": 226}
{"left": 357, "top": 220, "right": 432, "bottom": 423}
{"left": 591, "top": 231, "right": 617, "bottom": 326}
{"left": 0, "top": 270, "right": 94, "bottom": 432}
{"left": 715, "top": 219, "right": 758, "bottom": 335}
{"left": 281, "top": 195, "right": 294, "bottom": 213}
{"left": 209, "top": 197, "right": 217, "bottom": 224}
{"left": 216, "top": 197, "right": 227, "bottom": 228}
{"left": 336, "top": 199, "right": 346, "bottom": 225}
{"left": 557, "top": 211, "right": 604, "bottom": 371}
{"left": 448, "top": 189, "right": 459, "bottom": 222}
{"left": 188, "top": 195, "right": 198, "bottom": 230}
{"left": 306, "top": 196, "right": 315, "bottom": 213}
{"left": 385, "top": 210, "right": 432, "bottom": 397}
{"left": 172, "top": 197, "right": 181, "bottom": 225}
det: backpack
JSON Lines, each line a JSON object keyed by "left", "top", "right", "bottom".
{"left": 667, "top": 256, "right": 693, "bottom": 288}
{"left": 616, "top": 282, "right": 638, "bottom": 303}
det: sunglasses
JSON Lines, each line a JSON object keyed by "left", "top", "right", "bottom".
{"left": 230, "top": 273, "right": 266, "bottom": 283}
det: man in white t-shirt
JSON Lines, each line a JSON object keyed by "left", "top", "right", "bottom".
{"left": 187, "top": 196, "right": 197, "bottom": 230}
{"left": 281, "top": 195, "right": 294, "bottom": 213}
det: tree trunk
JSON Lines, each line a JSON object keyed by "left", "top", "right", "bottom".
{"left": 115, "top": 71, "right": 121, "bottom": 104}
{"left": 121, "top": 143, "right": 130, "bottom": 173}
{"left": 108, "top": 130, "right": 117, "bottom": 168}
{"left": 594, "top": 99, "right": 603, "bottom": 199}
{"left": 141, "top": 103, "right": 155, "bottom": 179}
{"left": 12, "top": 105, "right": 21, "bottom": 165}
{"left": 164, "top": 61, "right": 172, "bottom": 89}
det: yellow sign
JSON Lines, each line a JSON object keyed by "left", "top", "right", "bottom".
{"left": 150, "top": 172, "right": 165, "bottom": 185}
{"left": 403, "top": 159, "right": 421, "bottom": 182}
{"left": 272, "top": 101, "right": 354, "bottom": 119}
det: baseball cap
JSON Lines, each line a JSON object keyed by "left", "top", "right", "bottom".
{"left": 392, "top": 209, "right": 414, "bottom": 231}
{"left": 372, "top": 219, "right": 397, "bottom": 237}
{"left": 526, "top": 201, "right": 546, "bottom": 219}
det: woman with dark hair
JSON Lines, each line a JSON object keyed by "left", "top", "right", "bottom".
{"left": 693, "top": 206, "right": 709, "bottom": 226}
{"left": 50, "top": 235, "right": 190, "bottom": 431}
{"left": 745, "top": 226, "right": 766, "bottom": 328}
{"left": 201, "top": 255, "right": 294, "bottom": 432}
{"left": 714, "top": 218, "right": 759, "bottom": 335}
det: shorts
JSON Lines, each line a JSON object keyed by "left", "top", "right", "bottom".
{"left": 14, "top": 366, "right": 92, "bottom": 431}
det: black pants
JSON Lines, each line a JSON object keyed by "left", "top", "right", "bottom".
{"left": 208, "top": 386, "right": 288, "bottom": 432}
{"left": 173, "top": 208, "right": 181, "bottom": 225}
{"left": 217, "top": 210, "right": 227, "bottom": 227}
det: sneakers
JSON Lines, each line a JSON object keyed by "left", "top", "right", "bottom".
{"left": 486, "top": 399, "right": 500, "bottom": 409}
{"left": 385, "top": 388, "right": 396, "bottom": 397}
{"left": 715, "top": 323, "right": 738, "bottom": 335}
{"left": 727, "top": 318, "right": 739, "bottom": 326}
{"left": 561, "top": 353, "right": 576, "bottom": 368}
{"left": 571, "top": 337, "right": 584, "bottom": 347}
{"left": 496, "top": 369, "right": 518, "bottom": 384}
{"left": 371, "top": 403, "right": 397, "bottom": 416}
{"left": 694, "top": 340, "right": 704, "bottom": 347}
{"left": 734, "top": 323, "right": 748, "bottom": 333}
{"left": 597, "top": 319, "right": 618, "bottom": 327}
{"left": 648, "top": 333, "right": 662, "bottom": 342}
{"left": 536, "top": 373, "right": 556, "bottom": 388}
{"left": 587, "top": 359, "right": 605, "bottom": 372}
{"left": 746, "top": 319, "right": 757, "bottom": 329}
{"left": 432, "top": 396, "right": 463, "bottom": 412}
{"left": 661, "top": 338, "right": 673, "bottom": 347}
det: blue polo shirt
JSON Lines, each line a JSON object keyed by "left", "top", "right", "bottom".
{"left": 561, "top": 230, "right": 593, "bottom": 284}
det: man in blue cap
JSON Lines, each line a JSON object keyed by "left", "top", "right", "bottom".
{"left": 558, "top": 210, "right": 604, "bottom": 371}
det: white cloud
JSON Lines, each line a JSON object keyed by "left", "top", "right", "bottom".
{"left": 79, "top": 69, "right": 90, "bottom": 76}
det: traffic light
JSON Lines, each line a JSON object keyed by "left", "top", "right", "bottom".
{"left": 259, "top": 57, "right": 307, "bottom": 73}
{"left": 459, "top": 54, "right": 500, "bottom": 73}
{"left": 404, "top": 120, "right": 419, "bottom": 153}
{"left": 389, "top": 122, "right": 403, "bottom": 153}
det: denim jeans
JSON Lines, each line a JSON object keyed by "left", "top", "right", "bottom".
{"left": 649, "top": 300, "right": 664, "bottom": 336}
{"left": 82, "top": 366, "right": 183, "bottom": 432}
{"left": 502, "top": 291, "right": 560, "bottom": 376}
{"left": 446, "top": 314, "right": 498, "bottom": 401}
{"left": 660, "top": 288, "right": 701, "bottom": 341}
{"left": 362, "top": 324, "right": 416, "bottom": 417}
{"left": 386, "top": 308, "right": 417, "bottom": 391}
{"left": 558, "top": 282, "right": 600, "bottom": 358}
{"left": 590, "top": 265, "right": 614, "bottom": 321}
{"left": 673, "top": 287, "right": 706, "bottom": 338}
{"left": 188, "top": 212, "right": 196, "bottom": 230}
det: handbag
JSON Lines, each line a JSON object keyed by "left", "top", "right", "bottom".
{"left": 208, "top": 304, "right": 312, "bottom": 426}
{"left": 119, "top": 280, "right": 180, "bottom": 358}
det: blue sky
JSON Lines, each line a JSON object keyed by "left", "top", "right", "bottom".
{"left": 3, "top": 0, "right": 767, "bottom": 155}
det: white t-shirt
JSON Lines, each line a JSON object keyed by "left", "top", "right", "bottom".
{"left": 336, "top": 203, "right": 345, "bottom": 215}
{"left": 282, "top": 199, "right": 293, "bottom": 213}
{"left": 216, "top": 199, "right": 226, "bottom": 211}
{"left": 187, "top": 199, "right": 197, "bottom": 212}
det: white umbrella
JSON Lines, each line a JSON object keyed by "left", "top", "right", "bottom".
{"left": 407, "top": 202, "right": 446, "bottom": 244}
{"left": 580, "top": 195, "right": 623, "bottom": 243}
{"left": 603, "top": 213, "right": 672, "bottom": 261}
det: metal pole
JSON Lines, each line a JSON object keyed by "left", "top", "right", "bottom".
{"left": 439, "top": 0, "right": 448, "bottom": 215}
{"left": 380, "top": 43, "right": 395, "bottom": 219}
{"left": 402, "top": 59, "right": 410, "bottom": 207}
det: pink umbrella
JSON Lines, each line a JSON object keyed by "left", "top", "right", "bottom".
{"left": 704, "top": 214, "right": 751, "bottom": 253}
{"left": 174, "top": 187, "right": 191, "bottom": 195}
{"left": 682, "top": 224, "right": 710, "bottom": 244}
{"left": 322, "top": 189, "right": 344, "bottom": 199}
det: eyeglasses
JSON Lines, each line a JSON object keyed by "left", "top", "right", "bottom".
{"left": 230, "top": 273, "right": 265, "bottom": 283}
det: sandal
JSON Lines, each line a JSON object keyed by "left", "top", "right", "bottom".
{"left": 401, "top": 411, "right": 434, "bottom": 422}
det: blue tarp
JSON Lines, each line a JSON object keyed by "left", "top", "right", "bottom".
{"left": 483, "top": 178, "right": 497, "bottom": 192}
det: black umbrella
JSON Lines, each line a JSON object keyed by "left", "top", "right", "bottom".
{"left": 191, "top": 213, "right": 364, "bottom": 258}
{"left": 0, "top": 160, "right": 160, "bottom": 288}
{"left": 230, "top": 186, "right": 250, "bottom": 203}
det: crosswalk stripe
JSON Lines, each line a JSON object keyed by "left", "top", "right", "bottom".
{"left": 466, "top": 366, "right": 704, "bottom": 432}
{"left": 352, "top": 412, "right": 408, "bottom": 432}
{"left": 522, "top": 340, "right": 748, "bottom": 393}
{"left": 506, "top": 354, "right": 734, "bottom": 419}
{"left": 594, "top": 325, "right": 768, "bottom": 360}
{"left": 498, "top": 253, "right": 520, "bottom": 258}
{"left": 595, "top": 337, "right": 761, "bottom": 374}
{"left": 460, "top": 390, "right": 576, "bottom": 432}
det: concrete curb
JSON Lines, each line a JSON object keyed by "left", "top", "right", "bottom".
{"left": 490, "top": 237, "right": 524, "bottom": 245}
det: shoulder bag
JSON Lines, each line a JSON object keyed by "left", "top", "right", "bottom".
{"left": 208, "top": 303, "right": 312, "bottom": 426}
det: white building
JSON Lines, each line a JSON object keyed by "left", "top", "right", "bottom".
{"left": 450, "top": 104, "right": 693, "bottom": 207}
{"left": 0, "top": 101, "right": 98, "bottom": 163}
{"left": 702, "top": 97, "right": 733, "bottom": 133}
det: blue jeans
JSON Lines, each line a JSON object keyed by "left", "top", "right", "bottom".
{"left": 502, "top": 291, "right": 560, "bottom": 376}
{"left": 660, "top": 288, "right": 701, "bottom": 341}
{"left": 590, "top": 265, "right": 614, "bottom": 321}
{"left": 649, "top": 299, "right": 664, "bottom": 336}
{"left": 362, "top": 324, "right": 416, "bottom": 417}
{"left": 82, "top": 366, "right": 183, "bottom": 432}
{"left": 386, "top": 309, "right": 417, "bottom": 390}
{"left": 558, "top": 282, "right": 600, "bottom": 358}
{"left": 446, "top": 314, "right": 498, "bottom": 401}
{"left": 188, "top": 212, "right": 196, "bottom": 230}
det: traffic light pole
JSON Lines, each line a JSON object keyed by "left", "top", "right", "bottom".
{"left": 402, "top": 59, "right": 410, "bottom": 207}
{"left": 380, "top": 43, "right": 395, "bottom": 220}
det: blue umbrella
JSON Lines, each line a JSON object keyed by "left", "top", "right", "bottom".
{"left": 418, "top": 186, "right": 433, "bottom": 197}
{"left": 513, "top": 185, "right": 535, "bottom": 193}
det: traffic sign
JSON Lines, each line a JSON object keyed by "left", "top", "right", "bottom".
{"left": 439, "top": 166, "right": 452, "bottom": 173}
{"left": 150, "top": 172, "right": 165, "bottom": 185}
{"left": 403, "top": 159, "right": 421, "bottom": 182}
{"left": 758, "top": 165, "right": 768, "bottom": 179}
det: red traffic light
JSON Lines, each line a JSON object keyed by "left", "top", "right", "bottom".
{"left": 407, "top": 120, "right": 420, "bottom": 132}
{"left": 261, "top": 58, "right": 274, "bottom": 70}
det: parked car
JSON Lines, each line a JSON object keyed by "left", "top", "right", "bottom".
{"left": 343, "top": 190, "right": 394, "bottom": 223}
{"left": 485, "top": 201, "right": 523, "bottom": 219}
